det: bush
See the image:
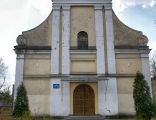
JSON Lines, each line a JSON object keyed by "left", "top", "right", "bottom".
{"left": 133, "top": 72, "right": 155, "bottom": 120}
{"left": 13, "top": 83, "right": 30, "bottom": 117}
{"left": 0, "top": 86, "right": 12, "bottom": 106}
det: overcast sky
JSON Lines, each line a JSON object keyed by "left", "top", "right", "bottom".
{"left": 0, "top": 0, "right": 156, "bottom": 86}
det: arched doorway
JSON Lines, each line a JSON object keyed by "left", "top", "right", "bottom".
{"left": 73, "top": 84, "right": 95, "bottom": 116}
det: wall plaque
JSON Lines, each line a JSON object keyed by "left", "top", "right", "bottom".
{"left": 53, "top": 84, "right": 60, "bottom": 89}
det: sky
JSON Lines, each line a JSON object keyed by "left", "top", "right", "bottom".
{"left": 0, "top": 0, "right": 156, "bottom": 87}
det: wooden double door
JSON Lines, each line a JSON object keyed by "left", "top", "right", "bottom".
{"left": 73, "top": 84, "right": 95, "bottom": 116}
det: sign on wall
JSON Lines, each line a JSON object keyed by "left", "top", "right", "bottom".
{"left": 53, "top": 84, "right": 60, "bottom": 89}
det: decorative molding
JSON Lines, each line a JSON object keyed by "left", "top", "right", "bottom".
{"left": 52, "top": 0, "right": 111, "bottom": 4}
{"left": 14, "top": 46, "right": 51, "bottom": 54}
{"left": 115, "top": 47, "right": 151, "bottom": 54}
{"left": 139, "top": 47, "right": 151, "bottom": 54}
{"left": 22, "top": 50, "right": 51, "bottom": 55}
{"left": 140, "top": 54, "right": 149, "bottom": 58}
{"left": 70, "top": 46, "right": 96, "bottom": 50}
{"left": 94, "top": 5, "right": 103, "bottom": 10}
{"left": 16, "top": 35, "right": 26, "bottom": 46}
{"left": 24, "top": 73, "right": 138, "bottom": 80}
{"left": 139, "top": 34, "right": 148, "bottom": 46}
{"left": 24, "top": 75, "right": 51, "bottom": 79}
{"left": 14, "top": 46, "right": 51, "bottom": 50}
{"left": 115, "top": 45, "right": 149, "bottom": 49}
{"left": 70, "top": 49, "right": 96, "bottom": 54}
{"left": 104, "top": 4, "right": 112, "bottom": 10}
{"left": 52, "top": 5, "right": 61, "bottom": 11}
{"left": 62, "top": 5, "right": 71, "bottom": 10}
{"left": 16, "top": 54, "right": 24, "bottom": 59}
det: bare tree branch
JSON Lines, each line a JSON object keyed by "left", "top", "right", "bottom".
{"left": 0, "top": 76, "right": 6, "bottom": 90}
{"left": 0, "top": 58, "right": 8, "bottom": 90}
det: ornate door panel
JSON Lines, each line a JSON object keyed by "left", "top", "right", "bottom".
{"left": 73, "top": 84, "right": 95, "bottom": 116}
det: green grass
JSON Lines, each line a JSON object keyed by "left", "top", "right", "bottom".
{"left": 0, "top": 108, "right": 55, "bottom": 120}
{"left": 1, "top": 108, "right": 156, "bottom": 120}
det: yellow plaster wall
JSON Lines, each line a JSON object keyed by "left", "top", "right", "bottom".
{"left": 24, "top": 54, "right": 51, "bottom": 75}
{"left": 116, "top": 53, "right": 141, "bottom": 114}
{"left": 117, "top": 78, "right": 135, "bottom": 114}
{"left": 71, "top": 53, "right": 96, "bottom": 60}
{"left": 71, "top": 60, "right": 96, "bottom": 73}
{"left": 70, "top": 83, "right": 98, "bottom": 115}
{"left": 116, "top": 54, "right": 142, "bottom": 74}
{"left": 24, "top": 79, "right": 50, "bottom": 115}
{"left": 24, "top": 79, "right": 50, "bottom": 95}
{"left": 70, "top": 7, "right": 96, "bottom": 47}
{"left": 28, "top": 95, "right": 50, "bottom": 115}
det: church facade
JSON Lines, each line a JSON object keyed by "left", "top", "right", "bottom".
{"left": 14, "top": 0, "right": 152, "bottom": 117}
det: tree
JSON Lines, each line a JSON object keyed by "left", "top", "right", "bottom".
{"left": 133, "top": 72, "right": 155, "bottom": 120}
{"left": 0, "top": 58, "right": 8, "bottom": 90}
{"left": 13, "top": 83, "right": 30, "bottom": 117}
{"left": 0, "top": 86, "right": 12, "bottom": 106}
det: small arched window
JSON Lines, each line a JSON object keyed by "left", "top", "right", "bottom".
{"left": 77, "top": 31, "right": 88, "bottom": 49}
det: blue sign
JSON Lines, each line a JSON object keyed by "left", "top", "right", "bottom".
{"left": 53, "top": 84, "right": 60, "bottom": 89}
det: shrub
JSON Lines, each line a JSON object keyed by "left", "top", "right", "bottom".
{"left": 13, "top": 83, "right": 30, "bottom": 117}
{"left": 133, "top": 72, "right": 155, "bottom": 120}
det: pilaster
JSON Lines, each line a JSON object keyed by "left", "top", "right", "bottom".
{"left": 103, "top": 78, "right": 118, "bottom": 115}
{"left": 51, "top": 5, "right": 62, "bottom": 116}
{"left": 62, "top": 6, "right": 70, "bottom": 74}
{"left": 98, "top": 80, "right": 105, "bottom": 115}
{"left": 95, "top": 5, "right": 105, "bottom": 74}
{"left": 103, "top": 5, "right": 119, "bottom": 115}
{"left": 61, "top": 5, "right": 71, "bottom": 116}
{"left": 50, "top": 78, "right": 62, "bottom": 116}
{"left": 51, "top": 6, "right": 61, "bottom": 75}
{"left": 62, "top": 80, "right": 70, "bottom": 115}
{"left": 140, "top": 53, "right": 152, "bottom": 95}
{"left": 14, "top": 54, "right": 24, "bottom": 100}
{"left": 104, "top": 5, "right": 116, "bottom": 74}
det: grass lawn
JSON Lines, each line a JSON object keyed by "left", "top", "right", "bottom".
{"left": 0, "top": 108, "right": 55, "bottom": 120}
{"left": 1, "top": 108, "right": 156, "bottom": 120}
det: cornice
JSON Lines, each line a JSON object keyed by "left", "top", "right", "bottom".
{"left": 115, "top": 46, "right": 151, "bottom": 54}
{"left": 52, "top": 0, "right": 112, "bottom": 6}
{"left": 52, "top": 5, "right": 61, "bottom": 11}
{"left": 94, "top": 5, "right": 103, "bottom": 10}
{"left": 53, "top": 0, "right": 111, "bottom": 4}
{"left": 62, "top": 5, "right": 71, "bottom": 10}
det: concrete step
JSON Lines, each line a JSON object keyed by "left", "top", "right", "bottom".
{"left": 66, "top": 116, "right": 105, "bottom": 120}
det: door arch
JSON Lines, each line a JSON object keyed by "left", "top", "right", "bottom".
{"left": 73, "top": 84, "right": 95, "bottom": 116}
